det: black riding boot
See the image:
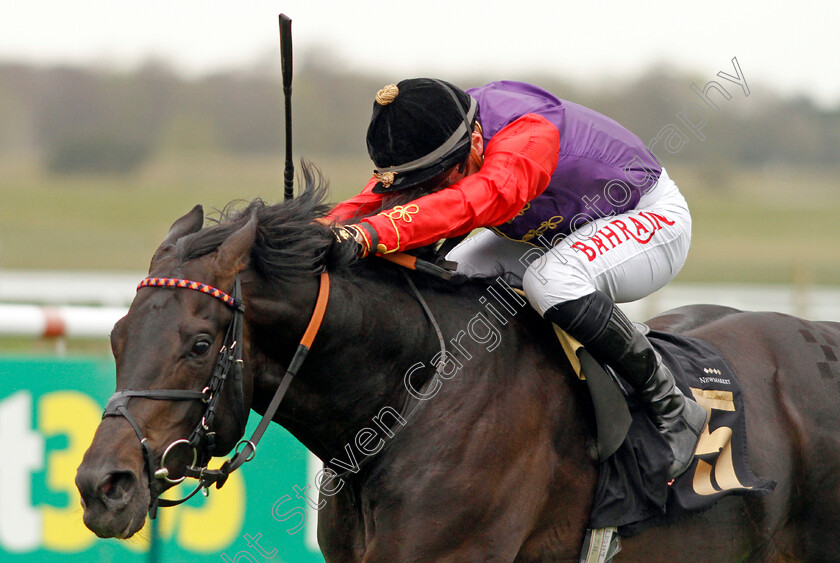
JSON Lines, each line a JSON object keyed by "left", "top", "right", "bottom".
{"left": 545, "top": 291, "right": 708, "bottom": 479}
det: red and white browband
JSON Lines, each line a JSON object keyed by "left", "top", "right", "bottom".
{"left": 137, "top": 277, "right": 240, "bottom": 309}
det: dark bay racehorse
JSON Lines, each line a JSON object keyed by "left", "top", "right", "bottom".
{"left": 77, "top": 168, "right": 840, "bottom": 561}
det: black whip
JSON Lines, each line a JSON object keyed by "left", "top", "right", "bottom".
{"left": 279, "top": 14, "right": 294, "bottom": 201}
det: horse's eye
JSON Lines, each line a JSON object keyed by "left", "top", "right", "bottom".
{"left": 192, "top": 340, "right": 212, "bottom": 356}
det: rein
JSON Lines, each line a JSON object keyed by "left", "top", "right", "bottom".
{"left": 103, "top": 271, "right": 330, "bottom": 518}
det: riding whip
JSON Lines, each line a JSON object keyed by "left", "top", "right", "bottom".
{"left": 279, "top": 14, "right": 294, "bottom": 200}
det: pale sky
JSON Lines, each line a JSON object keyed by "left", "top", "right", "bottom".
{"left": 2, "top": 0, "right": 839, "bottom": 108}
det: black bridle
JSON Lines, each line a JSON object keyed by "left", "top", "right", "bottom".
{"left": 100, "top": 259, "right": 447, "bottom": 518}
{"left": 102, "top": 272, "right": 330, "bottom": 518}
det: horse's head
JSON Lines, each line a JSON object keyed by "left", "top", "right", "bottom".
{"left": 75, "top": 205, "right": 257, "bottom": 539}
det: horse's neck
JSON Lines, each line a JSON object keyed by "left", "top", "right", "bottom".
{"left": 245, "top": 270, "right": 441, "bottom": 460}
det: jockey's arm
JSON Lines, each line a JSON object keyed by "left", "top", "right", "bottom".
{"left": 357, "top": 113, "right": 560, "bottom": 254}
{"left": 325, "top": 177, "right": 385, "bottom": 223}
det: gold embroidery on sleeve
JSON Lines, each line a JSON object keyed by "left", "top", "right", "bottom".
{"left": 377, "top": 204, "right": 421, "bottom": 253}
{"left": 388, "top": 204, "right": 419, "bottom": 222}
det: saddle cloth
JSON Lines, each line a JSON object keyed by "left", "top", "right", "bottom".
{"left": 558, "top": 326, "right": 777, "bottom": 534}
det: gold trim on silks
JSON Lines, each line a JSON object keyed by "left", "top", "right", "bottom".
{"left": 376, "top": 204, "right": 420, "bottom": 254}
{"left": 374, "top": 171, "right": 396, "bottom": 189}
{"left": 387, "top": 204, "right": 419, "bottom": 222}
{"left": 488, "top": 225, "right": 542, "bottom": 248}
{"left": 488, "top": 209, "right": 564, "bottom": 246}
{"left": 504, "top": 202, "right": 531, "bottom": 224}
{"left": 521, "top": 215, "right": 564, "bottom": 243}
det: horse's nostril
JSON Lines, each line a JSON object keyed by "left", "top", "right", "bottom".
{"left": 101, "top": 474, "right": 114, "bottom": 497}
{"left": 99, "top": 471, "right": 136, "bottom": 503}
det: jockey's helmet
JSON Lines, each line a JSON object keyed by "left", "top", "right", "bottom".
{"left": 366, "top": 78, "right": 478, "bottom": 193}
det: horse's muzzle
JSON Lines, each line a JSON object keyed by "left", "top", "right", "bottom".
{"left": 75, "top": 422, "right": 151, "bottom": 539}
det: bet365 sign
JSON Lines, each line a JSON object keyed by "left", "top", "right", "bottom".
{"left": 0, "top": 357, "right": 323, "bottom": 562}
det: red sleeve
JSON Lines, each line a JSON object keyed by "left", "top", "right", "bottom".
{"left": 360, "top": 113, "right": 560, "bottom": 254}
{"left": 325, "top": 177, "right": 386, "bottom": 222}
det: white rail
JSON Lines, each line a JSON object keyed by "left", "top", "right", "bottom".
{"left": 0, "top": 270, "right": 143, "bottom": 307}
{"left": 0, "top": 271, "right": 837, "bottom": 339}
{"left": 0, "top": 304, "right": 126, "bottom": 338}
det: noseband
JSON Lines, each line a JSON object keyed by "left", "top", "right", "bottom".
{"left": 102, "top": 272, "right": 330, "bottom": 518}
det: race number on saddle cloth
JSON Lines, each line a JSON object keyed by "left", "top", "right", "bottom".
{"left": 580, "top": 327, "right": 776, "bottom": 534}
{"left": 327, "top": 78, "right": 708, "bottom": 484}
{"left": 565, "top": 324, "right": 775, "bottom": 562}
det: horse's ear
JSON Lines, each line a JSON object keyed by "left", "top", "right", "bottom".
{"left": 215, "top": 211, "right": 257, "bottom": 276}
{"left": 162, "top": 205, "right": 204, "bottom": 247}
{"left": 149, "top": 205, "right": 204, "bottom": 270}
{"left": 155, "top": 205, "right": 204, "bottom": 254}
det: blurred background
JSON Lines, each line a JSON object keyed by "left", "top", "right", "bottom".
{"left": 1, "top": 1, "right": 838, "bottom": 561}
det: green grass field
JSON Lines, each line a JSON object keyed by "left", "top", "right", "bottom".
{"left": 676, "top": 165, "right": 840, "bottom": 285}
{"left": 1, "top": 155, "right": 839, "bottom": 286}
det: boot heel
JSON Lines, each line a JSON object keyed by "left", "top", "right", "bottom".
{"left": 683, "top": 397, "right": 709, "bottom": 436}
{"left": 667, "top": 399, "right": 709, "bottom": 479}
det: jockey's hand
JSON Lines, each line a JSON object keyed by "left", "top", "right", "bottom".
{"left": 330, "top": 224, "right": 371, "bottom": 258}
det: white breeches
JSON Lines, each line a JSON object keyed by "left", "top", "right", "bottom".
{"left": 446, "top": 169, "right": 691, "bottom": 316}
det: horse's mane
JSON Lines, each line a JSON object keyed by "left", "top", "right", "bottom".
{"left": 174, "top": 162, "right": 496, "bottom": 296}
{"left": 175, "top": 163, "right": 357, "bottom": 281}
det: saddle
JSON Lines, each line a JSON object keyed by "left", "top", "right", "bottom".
{"left": 555, "top": 323, "right": 776, "bottom": 539}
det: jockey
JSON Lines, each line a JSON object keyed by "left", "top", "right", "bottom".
{"left": 326, "top": 78, "right": 708, "bottom": 479}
